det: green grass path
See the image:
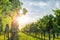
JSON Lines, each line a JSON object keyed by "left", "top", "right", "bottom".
{"left": 18, "top": 32, "right": 41, "bottom": 40}
{"left": 0, "top": 32, "right": 60, "bottom": 40}
{"left": 0, "top": 32, "right": 41, "bottom": 40}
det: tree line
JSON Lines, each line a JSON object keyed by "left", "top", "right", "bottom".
{"left": 22, "top": 9, "right": 60, "bottom": 40}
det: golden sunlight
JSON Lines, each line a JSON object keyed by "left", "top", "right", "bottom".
{"left": 18, "top": 9, "right": 23, "bottom": 16}
{"left": 15, "top": 15, "right": 36, "bottom": 30}
{"left": 15, "top": 15, "right": 29, "bottom": 30}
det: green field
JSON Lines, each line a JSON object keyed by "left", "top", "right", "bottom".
{"left": 0, "top": 32, "right": 60, "bottom": 40}
{"left": 0, "top": 32, "right": 41, "bottom": 40}
{"left": 18, "top": 32, "right": 41, "bottom": 40}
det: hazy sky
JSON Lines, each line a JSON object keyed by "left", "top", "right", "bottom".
{"left": 22, "top": 0, "right": 60, "bottom": 18}
{"left": 18, "top": 0, "right": 60, "bottom": 29}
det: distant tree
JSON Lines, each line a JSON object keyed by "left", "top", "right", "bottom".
{"left": 53, "top": 9, "right": 60, "bottom": 38}
{"left": 53, "top": 9, "right": 60, "bottom": 26}
{"left": 46, "top": 14, "right": 54, "bottom": 40}
{"left": 4, "top": 24, "right": 9, "bottom": 40}
{"left": 0, "top": 19, "right": 3, "bottom": 35}
{"left": 10, "top": 20, "right": 19, "bottom": 40}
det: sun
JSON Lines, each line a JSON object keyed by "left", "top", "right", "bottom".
{"left": 15, "top": 15, "right": 28, "bottom": 30}
{"left": 14, "top": 10, "right": 36, "bottom": 30}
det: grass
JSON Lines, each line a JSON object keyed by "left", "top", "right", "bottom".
{"left": 39, "top": 34, "right": 60, "bottom": 40}
{"left": 0, "top": 35, "right": 4, "bottom": 40}
{"left": 0, "top": 32, "right": 60, "bottom": 40}
{"left": 0, "top": 32, "right": 42, "bottom": 40}
{"left": 18, "top": 32, "right": 41, "bottom": 40}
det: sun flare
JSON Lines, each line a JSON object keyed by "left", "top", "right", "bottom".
{"left": 15, "top": 15, "right": 29, "bottom": 30}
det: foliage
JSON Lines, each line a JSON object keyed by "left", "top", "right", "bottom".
{"left": 22, "top": 9, "right": 60, "bottom": 40}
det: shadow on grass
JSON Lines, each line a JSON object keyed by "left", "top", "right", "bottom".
{"left": 22, "top": 32, "right": 43, "bottom": 40}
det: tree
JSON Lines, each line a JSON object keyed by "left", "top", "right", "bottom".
{"left": 4, "top": 24, "right": 9, "bottom": 40}
{"left": 0, "top": 0, "right": 27, "bottom": 40}
{"left": 0, "top": 19, "right": 3, "bottom": 35}
{"left": 53, "top": 9, "right": 60, "bottom": 38}
{"left": 46, "top": 14, "right": 54, "bottom": 40}
{"left": 53, "top": 9, "right": 60, "bottom": 26}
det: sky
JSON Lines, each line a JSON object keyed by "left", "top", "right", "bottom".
{"left": 22, "top": 0, "right": 60, "bottom": 18}
{"left": 18, "top": 0, "right": 60, "bottom": 29}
